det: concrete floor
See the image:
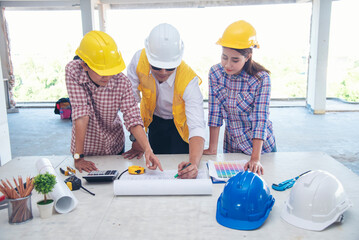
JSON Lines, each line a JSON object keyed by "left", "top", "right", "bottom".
{"left": 6, "top": 99, "right": 359, "bottom": 176}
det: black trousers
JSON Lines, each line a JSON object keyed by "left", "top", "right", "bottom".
{"left": 148, "top": 115, "right": 189, "bottom": 154}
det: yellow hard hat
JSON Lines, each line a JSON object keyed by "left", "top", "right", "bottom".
{"left": 217, "top": 20, "right": 260, "bottom": 49}
{"left": 75, "top": 31, "right": 126, "bottom": 76}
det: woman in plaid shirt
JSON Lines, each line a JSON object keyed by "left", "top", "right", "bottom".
{"left": 66, "top": 31, "right": 162, "bottom": 173}
{"left": 204, "top": 20, "right": 276, "bottom": 176}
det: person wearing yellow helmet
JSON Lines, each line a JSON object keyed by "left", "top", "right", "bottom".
{"left": 122, "top": 23, "right": 206, "bottom": 179}
{"left": 65, "top": 30, "right": 162, "bottom": 173}
{"left": 204, "top": 20, "right": 276, "bottom": 176}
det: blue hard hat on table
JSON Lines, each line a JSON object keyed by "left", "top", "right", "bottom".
{"left": 216, "top": 171, "right": 275, "bottom": 230}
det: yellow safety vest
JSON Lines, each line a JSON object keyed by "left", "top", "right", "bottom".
{"left": 136, "top": 49, "right": 201, "bottom": 143}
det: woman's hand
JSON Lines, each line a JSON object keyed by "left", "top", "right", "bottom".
{"left": 244, "top": 159, "right": 263, "bottom": 176}
{"left": 203, "top": 148, "right": 217, "bottom": 155}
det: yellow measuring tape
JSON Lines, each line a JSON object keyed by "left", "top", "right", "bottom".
{"left": 128, "top": 166, "right": 145, "bottom": 175}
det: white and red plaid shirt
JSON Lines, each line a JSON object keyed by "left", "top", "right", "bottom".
{"left": 65, "top": 60, "right": 143, "bottom": 156}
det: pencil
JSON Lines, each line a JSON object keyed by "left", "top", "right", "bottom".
{"left": 174, "top": 163, "right": 192, "bottom": 178}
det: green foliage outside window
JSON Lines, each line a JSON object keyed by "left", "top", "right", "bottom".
{"left": 13, "top": 58, "right": 68, "bottom": 101}
{"left": 11, "top": 54, "right": 359, "bottom": 102}
{"left": 333, "top": 60, "right": 359, "bottom": 102}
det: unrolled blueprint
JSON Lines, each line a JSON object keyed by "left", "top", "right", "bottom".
{"left": 113, "top": 169, "right": 212, "bottom": 196}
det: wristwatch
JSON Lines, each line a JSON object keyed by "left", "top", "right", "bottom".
{"left": 73, "top": 153, "right": 84, "bottom": 160}
{"left": 129, "top": 134, "right": 136, "bottom": 142}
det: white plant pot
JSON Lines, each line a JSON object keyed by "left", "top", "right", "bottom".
{"left": 37, "top": 200, "right": 54, "bottom": 219}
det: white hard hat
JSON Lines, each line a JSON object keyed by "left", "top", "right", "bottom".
{"left": 281, "top": 170, "right": 352, "bottom": 231}
{"left": 144, "top": 23, "right": 184, "bottom": 69}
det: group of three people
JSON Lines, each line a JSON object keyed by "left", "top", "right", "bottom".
{"left": 65, "top": 20, "right": 276, "bottom": 179}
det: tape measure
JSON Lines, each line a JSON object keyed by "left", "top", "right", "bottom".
{"left": 128, "top": 166, "right": 145, "bottom": 175}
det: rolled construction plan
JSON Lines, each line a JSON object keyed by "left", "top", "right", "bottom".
{"left": 36, "top": 158, "right": 78, "bottom": 214}
{"left": 114, "top": 179, "right": 213, "bottom": 196}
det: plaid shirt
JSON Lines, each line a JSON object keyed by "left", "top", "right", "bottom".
{"left": 208, "top": 63, "right": 276, "bottom": 155}
{"left": 65, "top": 60, "right": 143, "bottom": 156}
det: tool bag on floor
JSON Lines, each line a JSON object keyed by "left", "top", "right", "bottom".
{"left": 54, "top": 98, "right": 71, "bottom": 120}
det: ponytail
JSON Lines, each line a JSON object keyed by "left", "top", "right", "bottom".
{"left": 232, "top": 48, "right": 270, "bottom": 76}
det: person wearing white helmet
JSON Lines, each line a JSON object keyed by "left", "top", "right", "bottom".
{"left": 204, "top": 20, "right": 276, "bottom": 176}
{"left": 66, "top": 30, "right": 162, "bottom": 173}
{"left": 123, "top": 23, "right": 206, "bottom": 179}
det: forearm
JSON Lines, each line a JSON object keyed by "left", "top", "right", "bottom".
{"left": 74, "top": 116, "right": 89, "bottom": 155}
{"left": 130, "top": 125, "right": 151, "bottom": 152}
{"left": 189, "top": 136, "right": 204, "bottom": 166}
{"left": 251, "top": 138, "right": 264, "bottom": 161}
{"left": 208, "top": 126, "right": 220, "bottom": 151}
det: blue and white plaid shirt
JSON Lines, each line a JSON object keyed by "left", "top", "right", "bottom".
{"left": 208, "top": 63, "right": 276, "bottom": 155}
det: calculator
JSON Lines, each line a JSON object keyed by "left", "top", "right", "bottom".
{"left": 82, "top": 170, "right": 120, "bottom": 182}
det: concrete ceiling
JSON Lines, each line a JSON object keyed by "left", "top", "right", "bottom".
{"left": 0, "top": 0, "right": 312, "bottom": 10}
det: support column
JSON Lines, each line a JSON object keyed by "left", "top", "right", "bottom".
{"left": 0, "top": 56, "right": 12, "bottom": 166}
{"left": 98, "top": 3, "right": 109, "bottom": 32}
{"left": 80, "top": 0, "right": 96, "bottom": 36}
{"left": 306, "top": 0, "right": 332, "bottom": 114}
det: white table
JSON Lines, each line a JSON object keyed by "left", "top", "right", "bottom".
{"left": 0, "top": 152, "right": 358, "bottom": 239}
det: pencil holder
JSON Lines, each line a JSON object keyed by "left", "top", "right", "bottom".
{"left": 7, "top": 194, "right": 33, "bottom": 224}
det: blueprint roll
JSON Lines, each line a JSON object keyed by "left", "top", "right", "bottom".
{"left": 36, "top": 158, "right": 78, "bottom": 214}
{"left": 114, "top": 179, "right": 212, "bottom": 196}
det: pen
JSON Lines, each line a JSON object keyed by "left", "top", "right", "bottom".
{"left": 174, "top": 163, "right": 192, "bottom": 178}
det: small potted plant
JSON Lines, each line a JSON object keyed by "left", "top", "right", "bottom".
{"left": 33, "top": 172, "right": 56, "bottom": 219}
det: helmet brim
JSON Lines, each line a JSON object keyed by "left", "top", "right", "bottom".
{"left": 280, "top": 199, "right": 352, "bottom": 231}
{"left": 216, "top": 196, "right": 273, "bottom": 230}
{"left": 144, "top": 47, "right": 182, "bottom": 69}
{"left": 91, "top": 62, "right": 126, "bottom": 76}
{"left": 146, "top": 55, "right": 181, "bottom": 69}
{"left": 216, "top": 38, "right": 260, "bottom": 49}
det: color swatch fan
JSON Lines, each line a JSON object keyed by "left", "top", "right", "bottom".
{"left": 207, "top": 160, "right": 247, "bottom": 183}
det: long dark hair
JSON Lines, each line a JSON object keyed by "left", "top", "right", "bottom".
{"left": 232, "top": 48, "right": 270, "bottom": 76}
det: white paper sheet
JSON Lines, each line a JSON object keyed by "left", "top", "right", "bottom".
{"left": 113, "top": 169, "right": 212, "bottom": 196}
{"left": 36, "top": 158, "right": 78, "bottom": 214}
